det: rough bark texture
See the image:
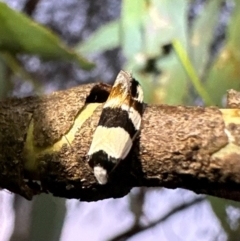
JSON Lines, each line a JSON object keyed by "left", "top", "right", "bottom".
{"left": 0, "top": 84, "right": 240, "bottom": 202}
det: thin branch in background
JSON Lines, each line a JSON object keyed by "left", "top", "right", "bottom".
{"left": 23, "top": 0, "right": 40, "bottom": 16}
{"left": 108, "top": 196, "right": 206, "bottom": 241}
{"left": 9, "top": 195, "right": 33, "bottom": 241}
{"left": 129, "top": 188, "right": 146, "bottom": 226}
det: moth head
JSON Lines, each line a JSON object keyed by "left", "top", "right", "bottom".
{"left": 93, "top": 166, "right": 108, "bottom": 185}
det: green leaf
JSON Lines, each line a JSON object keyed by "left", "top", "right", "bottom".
{"left": 125, "top": 51, "right": 189, "bottom": 105}
{"left": 204, "top": 0, "right": 240, "bottom": 105}
{"left": 155, "top": 51, "right": 189, "bottom": 105}
{"left": 208, "top": 196, "right": 240, "bottom": 239}
{"left": 124, "top": 0, "right": 190, "bottom": 104}
{"left": 29, "top": 195, "right": 66, "bottom": 241}
{"left": 0, "top": 2, "right": 94, "bottom": 70}
{"left": 75, "top": 20, "right": 120, "bottom": 54}
{"left": 121, "top": 0, "right": 147, "bottom": 58}
{"left": 173, "top": 39, "right": 214, "bottom": 105}
{"left": 143, "top": 0, "right": 189, "bottom": 56}
{"left": 190, "top": 0, "right": 222, "bottom": 78}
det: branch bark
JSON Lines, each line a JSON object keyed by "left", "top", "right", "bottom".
{"left": 0, "top": 84, "right": 240, "bottom": 202}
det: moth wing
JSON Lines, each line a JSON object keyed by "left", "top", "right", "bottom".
{"left": 88, "top": 126, "right": 132, "bottom": 160}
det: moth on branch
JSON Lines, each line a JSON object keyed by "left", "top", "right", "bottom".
{"left": 0, "top": 71, "right": 240, "bottom": 202}
{"left": 87, "top": 71, "right": 144, "bottom": 185}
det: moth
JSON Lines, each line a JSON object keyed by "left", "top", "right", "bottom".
{"left": 87, "top": 70, "right": 144, "bottom": 184}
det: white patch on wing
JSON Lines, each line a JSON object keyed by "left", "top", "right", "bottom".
{"left": 134, "top": 84, "right": 144, "bottom": 102}
{"left": 121, "top": 104, "right": 142, "bottom": 130}
{"left": 93, "top": 166, "right": 108, "bottom": 185}
{"left": 88, "top": 126, "right": 132, "bottom": 159}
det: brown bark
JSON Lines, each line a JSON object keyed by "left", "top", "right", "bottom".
{"left": 0, "top": 84, "right": 240, "bottom": 202}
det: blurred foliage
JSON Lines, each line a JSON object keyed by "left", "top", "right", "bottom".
{"left": 208, "top": 196, "right": 240, "bottom": 241}
{"left": 28, "top": 195, "right": 66, "bottom": 241}
{"left": 0, "top": 2, "right": 94, "bottom": 69}
{"left": 205, "top": 0, "right": 240, "bottom": 106}
{"left": 77, "top": 0, "right": 191, "bottom": 104}
{"left": 78, "top": 0, "right": 240, "bottom": 106}
{"left": 0, "top": 2, "right": 94, "bottom": 97}
{"left": 1, "top": 0, "right": 240, "bottom": 240}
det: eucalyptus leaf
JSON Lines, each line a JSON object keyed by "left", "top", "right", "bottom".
{"left": 190, "top": 0, "right": 222, "bottom": 78}
{"left": 76, "top": 20, "right": 120, "bottom": 54}
{"left": 204, "top": 0, "right": 240, "bottom": 106}
{"left": 0, "top": 2, "right": 94, "bottom": 70}
{"left": 121, "top": 0, "right": 146, "bottom": 58}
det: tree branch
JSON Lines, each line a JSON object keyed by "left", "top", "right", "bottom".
{"left": 108, "top": 196, "right": 205, "bottom": 241}
{"left": 0, "top": 83, "right": 240, "bottom": 202}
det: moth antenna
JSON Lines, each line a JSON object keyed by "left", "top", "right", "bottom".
{"left": 64, "top": 135, "right": 74, "bottom": 152}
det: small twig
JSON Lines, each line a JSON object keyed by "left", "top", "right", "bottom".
{"left": 108, "top": 196, "right": 205, "bottom": 241}
{"left": 23, "top": 0, "right": 40, "bottom": 16}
